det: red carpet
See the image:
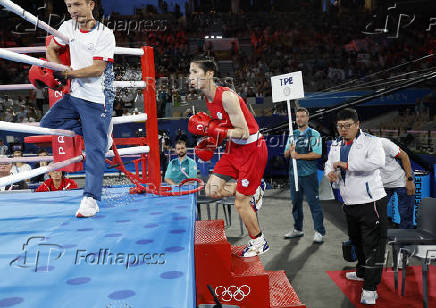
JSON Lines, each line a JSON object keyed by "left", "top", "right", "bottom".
{"left": 326, "top": 265, "right": 436, "bottom": 307}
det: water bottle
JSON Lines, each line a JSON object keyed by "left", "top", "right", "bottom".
{"left": 331, "top": 170, "right": 341, "bottom": 189}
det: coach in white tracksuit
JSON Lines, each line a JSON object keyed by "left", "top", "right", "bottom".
{"left": 325, "top": 108, "right": 387, "bottom": 305}
{"left": 42, "top": 0, "right": 115, "bottom": 218}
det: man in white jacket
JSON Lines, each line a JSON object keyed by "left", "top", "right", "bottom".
{"left": 379, "top": 137, "right": 415, "bottom": 229}
{"left": 325, "top": 108, "right": 387, "bottom": 305}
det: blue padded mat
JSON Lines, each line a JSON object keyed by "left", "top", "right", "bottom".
{"left": 0, "top": 187, "right": 196, "bottom": 308}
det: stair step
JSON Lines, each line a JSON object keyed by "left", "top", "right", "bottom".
{"left": 195, "top": 220, "right": 227, "bottom": 245}
{"left": 231, "top": 246, "right": 265, "bottom": 277}
{"left": 267, "top": 271, "right": 306, "bottom": 308}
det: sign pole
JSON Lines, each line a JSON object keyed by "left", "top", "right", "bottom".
{"left": 287, "top": 100, "right": 299, "bottom": 192}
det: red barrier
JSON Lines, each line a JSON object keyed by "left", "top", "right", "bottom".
{"left": 140, "top": 46, "right": 160, "bottom": 188}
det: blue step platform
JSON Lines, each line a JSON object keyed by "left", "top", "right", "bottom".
{"left": 0, "top": 186, "right": 196, "bottom": 308}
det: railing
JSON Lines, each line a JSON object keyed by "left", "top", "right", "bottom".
{"left": 367, "top": 129, "right": 436, "bottom": 154}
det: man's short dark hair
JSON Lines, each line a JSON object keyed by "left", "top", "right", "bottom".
{"left": 337, "top": 108, "right": 359, "bottom": 122}
{"left": 175, "top": 139, "right": 186, "bottom": 147}
{"left": 296, "top": 107, "right": 309, "bottom": 116}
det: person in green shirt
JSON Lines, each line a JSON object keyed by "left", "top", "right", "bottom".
{"left": 164, "top": 140, "right": 197, "bottom": 185}
{"left": 283, "top": 107, "right": 326, "bottom": 243}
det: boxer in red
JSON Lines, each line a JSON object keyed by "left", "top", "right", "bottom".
{"left": 188, "top": 58, "right": 268, "bottom": 257}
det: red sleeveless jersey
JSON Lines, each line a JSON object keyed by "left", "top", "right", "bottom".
{"left": 205, "top": 87, "right": 259, "bottom": 135}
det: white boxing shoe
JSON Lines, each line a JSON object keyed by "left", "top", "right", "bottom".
{"left": 241, "top": 234, "right": 270, "bottom": 257}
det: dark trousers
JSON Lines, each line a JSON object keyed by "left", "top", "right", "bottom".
{"left": 290, "top": 172, "right": 326, "bottom": 235}
{"left": 343, "top": 196, "right": 388, "bottom": 291}
{"left": 385, "top": 187, "right": 415, "bottom": 229}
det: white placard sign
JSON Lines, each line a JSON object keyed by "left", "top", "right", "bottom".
{"left": 270, "top": 71, "right": 304, "bottom": 103}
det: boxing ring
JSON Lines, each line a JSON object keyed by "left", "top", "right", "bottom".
{"left": 0, "top": 1, "right": 203, "bottom": 307}
{"left": 0, "top": 187, "right": 197, "bottom": 308}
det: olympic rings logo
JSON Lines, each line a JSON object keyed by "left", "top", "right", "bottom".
{"left": 214, "top": 285, "right": 251, "bottom": 302}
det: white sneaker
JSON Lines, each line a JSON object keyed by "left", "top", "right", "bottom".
{"left": 249, "top": 179, "right": 265, "bottom": 211}
{"left": 241, "top": 234, "right": 270, "bottom": 257}
{"left": 346, "top": 271, "right": 364, "bottom": 281}
{"left": 313, "top": 231, "right": 324, "bottom": 243}
{"left": 360, "top": 289, "right": 378, "bottom": 305}
{"left": 76, "top": 196, "right": 99, "bottom": 218}
{"left": 284, "top": 229, "right": 304, "bottom": 239}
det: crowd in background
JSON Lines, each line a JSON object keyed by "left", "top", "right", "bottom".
{"left": 0, "top": 1, "right": 434, "bottom": 158}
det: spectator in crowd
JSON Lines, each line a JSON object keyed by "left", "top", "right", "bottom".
{"left": 164, "top": 139, "right": 197, "bottom": 185}
{"left": 35, "top": 167, "right": 78, "bottom": 192}
{"left": 16, "top": 105, "right": 28, "bottom": 123}
{"left": 31, "top": 149, "right": 50, "bottom": 183}
{"left": 113, "top": 101, "right": 123, "bottom": 117}
{"left": 34, "top": 88, "right": 46, "bottom": 112}
{"left": 4, "top": 107, "right": 15, "bottom": 122}
{"left": 11, "top": 149, "right": 32, "bottom": 183}
{"left": 325, "top": 108, "right": 387, "bottom": 305}
{"left": 159, "top": 130, "right": 172, "bottom": 180}
{"left": 283, "top": 107, "right": 326, "bottom": 243}
{"left": 158, "top": 87, "right": 171, "bottom": 118}
{"left": 16, "top": 96, "right": 25, "bottom": 106}
{"left": 175, "top": 128, "right": 189, "bottom": 144}
{"left": 0, "top": 139, "right": 8, "bottom": 155}
{"left": 0, "top": 156, "right": 28, "bottom": 191}
{"left": 27, "top": 106, "right": 41, "bottom": 122}
{"left": 186, "top": 89, "right": 199, "bottom": 103}
{"left": 184, "top": 107, "right": 194, "bottom": 118}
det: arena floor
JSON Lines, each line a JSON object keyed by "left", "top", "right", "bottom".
{"left": 223, "top": 189, "right": 434, "bottom": 308}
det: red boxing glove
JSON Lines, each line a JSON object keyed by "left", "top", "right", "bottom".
{"left": 207, "top": 119, "right": 229, "bottom": 144}
{"left": 29, "top": 60, "right": 71, "bottom": 94}
{"left": 195, "top": 137, "right": 217, "bottom": 162}
{"left": 29, "top": 63, "right": 58, "bottom": 89}
{"left": 189, "top": 112, "right": 230, "bottom": 144}
{"left": 188, "top": 112, "right": 211, "bottom": 136}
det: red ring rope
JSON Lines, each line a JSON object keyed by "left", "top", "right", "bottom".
{"left": 106, "top": 142, "right": 204, "bottom": 196}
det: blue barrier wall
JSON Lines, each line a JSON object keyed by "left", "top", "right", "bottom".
{"left": 299, "top": 88, "right": 432, "bottom": 109}
{"left": 387, "top": 171, "right": 431, "bottom": 225}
